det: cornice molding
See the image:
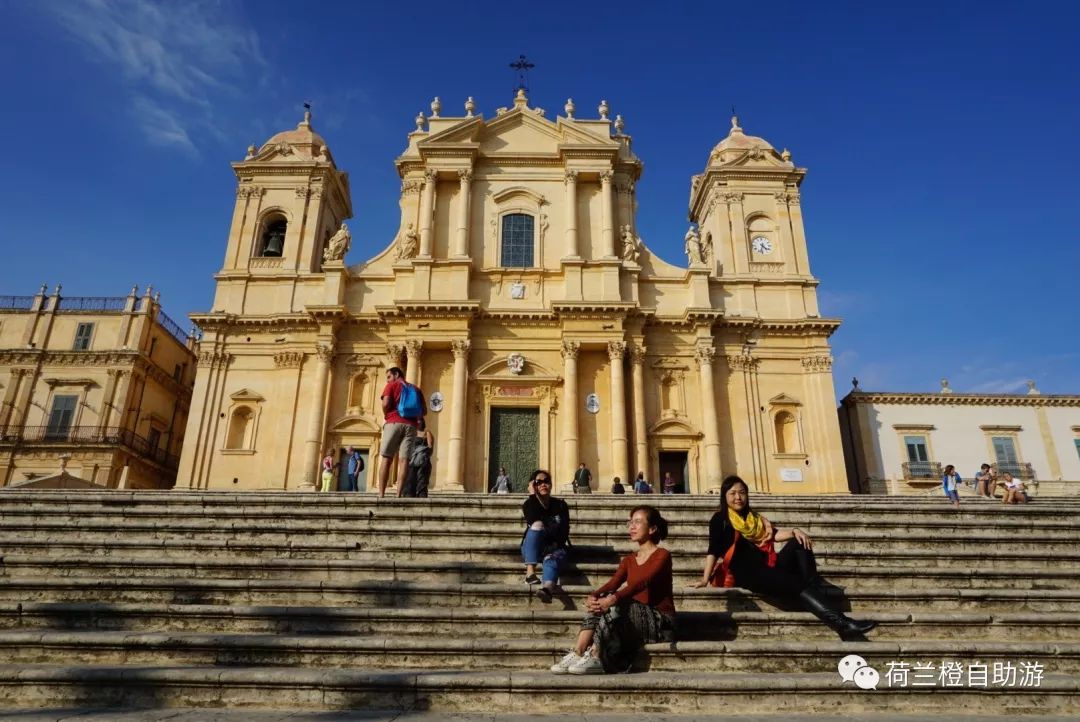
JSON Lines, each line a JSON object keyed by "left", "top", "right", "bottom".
{"left": 844, "top": 391, "right": 1080, "bottom": 408}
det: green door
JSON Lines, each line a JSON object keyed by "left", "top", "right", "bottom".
{"left": 488, "top": 407, "right": 540, "bottom": 493}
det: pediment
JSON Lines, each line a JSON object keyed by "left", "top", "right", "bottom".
{"left": 329, "top": 414, "right": 380, "bottom": 433}
{"left": 768, "top": 393, "right": 802, "bottom": 406}
{"left": 229, "top": 388, "right": 265, "bottom": 402}
{"left": 474, "top": 355, "right": 558, "bottom": 379}
{"left": 648, "top": 417, "right": 702, "bottom": 437}
{"left": 716, "top": 148, "right": 790, "bottom": 169}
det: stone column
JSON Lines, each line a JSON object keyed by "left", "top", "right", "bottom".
{"left": 301, "top": 341, "right": 334, "bottom": 490}
{"left": 608, "top": 341, "right": 629, "bottom": 485}
{"left": 600, "top": 170, "right": 615, "bottom": 257}
{"left": 560, "top": 341, "right": 581, "bottom": 480}
{"left": 696, "top": 343, "right": 723, "bottom": 489}
{"left": 418, "top": 169, "right": 437, "bottom": 258}
{"left": 445, "top": 339, "right": 470, "bottom": 491}
{"left": 385, "top": 343, "right": 405, "bottom": 373}
{"left": 454, "top": 169, "right": 472, "bottom": 258}
{"left": 563, "top": 170, "right": 579, "bottom": 258}
{"left": 630, "top": 344, "right": 648, "bottom": 478}
{"left": 404, "top": 340, "right": 423, "bottom": 385}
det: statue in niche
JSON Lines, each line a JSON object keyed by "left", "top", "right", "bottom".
{"left": 394, "top": 223, "right": 419, "bottom": 260}
{"left": 701, "top": 230, "right": 713, "bottom": 265}
{"left": 322, "top": 222, "right": 351, "bottom": 262}
{"left": 620, "top": 224, "right": 641, "bottom": 263}
{"left": 684, "top": 226, "right": 704, "bottom": 266}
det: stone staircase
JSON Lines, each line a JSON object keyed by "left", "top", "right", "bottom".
{"left": 0, "top": 491, "right": 1078, "bottom": 718}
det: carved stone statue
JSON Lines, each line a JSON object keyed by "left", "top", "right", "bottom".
{"left": 507, "top": 352, "right": 526, "bottom": 375}
{"left": 322, "top": 222, "right": 351, "bottom": 262}
{"left": 684, "top": 226, "right": 704, "bottom": 266}
{"left": 701, "top": 230, "right": 713, "bottom": 265}
{"left": 620, "top": 224, "right": 640, "bottom": 263}
{"left": 394, "top": 223, "right": 419, "bottom": 260}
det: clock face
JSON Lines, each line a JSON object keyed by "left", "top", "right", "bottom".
{"left": 751, "top": 236, "right": 773, "bottom": 255}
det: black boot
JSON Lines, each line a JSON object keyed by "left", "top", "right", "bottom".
{"left": 798, "top": 587, "right": 877, "bottom": 640}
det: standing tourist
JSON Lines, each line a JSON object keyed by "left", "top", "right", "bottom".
{"left": 692, "top": 475, "right": 877, "bottom": 640}
{"left": 550, "top": 505, "right": 675, "bottom": 675}
{"left": 491, "top": 466, "right": 511, "bottom": 494}
{"left": 320, "top": 449, "right": 337, "bottom": 493}
{"left": 633, "top": 472, "right": 652, "bottom": 494}
{"left": 402, "top": 420, "right": 434, "bottom": 498}
{"left": 662, "top": 471, "right": 677, "bottom": 494}
{"left": 573, "top": 462, "right": 593, "bottom": 494}
{"left": 376, "top": 366, "right": 426, "bottom": 498}
{"left": 344, "top": 446, "right": 363, "bottom": 492}
{"left": 521, "top": 470, "right": 571, "bottom": 602}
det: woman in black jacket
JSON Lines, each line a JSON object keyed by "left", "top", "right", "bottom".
{"left": 521, "top": 469, "right": 570, "bottom": 602}
{"left": 692, "top": 475, "right": 876, "bottom": 639}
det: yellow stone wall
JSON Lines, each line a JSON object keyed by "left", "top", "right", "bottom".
{"left": 176, "top": 96, "right": 848, "bottom": 494}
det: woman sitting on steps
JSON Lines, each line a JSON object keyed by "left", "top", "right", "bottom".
{"left": 550, "top": 505, "right": 675, "bottom": 674}
{"left": 691, "top": 475, "right": 877, "bottom": 640}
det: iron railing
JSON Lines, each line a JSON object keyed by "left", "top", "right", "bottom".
{"left": 902, "top": 461, "right": 943, "bottom": 480}
{"left": 55, "top": 296, "right": 127, "bottom": 313}
{"left": 0, "top": 425, "right": 179, "bottom": 470}
{"left": 995, "top": 462, "right": 1035, "bottom": 481}
{"left": 0, "top": 296, "right": 35, "bottom": 310}
{"left": 156, "top": 310, "right": 189, "bottom": 345}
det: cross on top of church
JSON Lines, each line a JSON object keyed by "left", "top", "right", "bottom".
{"left": 509, "top": 54, "right": 535, "bottom": 93}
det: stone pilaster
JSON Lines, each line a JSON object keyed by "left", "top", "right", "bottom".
{"left": 560, "top": 341, "right": 580, "bottom": 487}
{"left": 444, "top": 339, "right": 470, "bottom": 492}
{"left": 608, "top": 341, "right": 629, "bottom": 485}
{"left": 454, "top": 169, "right": 472, "bottom": 258}
{"left": 418, "top": 169, "right": 437, "bottom": 258}
{"left": 600, "top": 171, "right": 615, "bottom": 257}
{"left": 301, "top": 341, "right": 334, "bottom": 491}
{"left": 563, "top": 170, "right": 579, "bottom": 258}
{"left": 696, "top": 343, "right": 723, "bottom": 491}
{"left": 630, "top": 344, "right": 648, "bottom": 479}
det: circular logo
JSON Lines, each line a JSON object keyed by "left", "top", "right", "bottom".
{"left": 585, "top": 393, "right": 600, "bottom": 414}
{"left": 429, "top": 391, "right": 444, "bottom": 412}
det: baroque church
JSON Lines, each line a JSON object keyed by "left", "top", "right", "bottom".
{"left": 176, "top": 90, "right": 846, "bottom": 494}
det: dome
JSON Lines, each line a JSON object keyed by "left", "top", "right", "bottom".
{"left": 711, "top": 115, "right": 774, "bottom": 154}
{"left": 258, "top": 110, "right": 330, "bottom": 160}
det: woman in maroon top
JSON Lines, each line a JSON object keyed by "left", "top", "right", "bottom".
{"left": 550, "top": 505, "right": 675, "bottom": 675}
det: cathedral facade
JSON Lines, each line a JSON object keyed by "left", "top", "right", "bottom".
{"left": 176, "top": 91, "right": 846, "bottom": 494}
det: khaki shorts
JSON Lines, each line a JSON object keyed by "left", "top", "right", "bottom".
{"left": 380, "top": 422, "right": 417, "bottom": 459}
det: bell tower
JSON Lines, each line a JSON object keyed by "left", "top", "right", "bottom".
{"left": 214, "top": 109, "right": 352, "bottom": 313}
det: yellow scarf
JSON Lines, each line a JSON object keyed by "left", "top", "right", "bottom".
{"left": 727, "top": 508, "right": 772, "bottom": 544}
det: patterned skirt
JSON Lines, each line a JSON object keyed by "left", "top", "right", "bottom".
{"left": 581, "top": 601, "right": 676, "bottom": 673}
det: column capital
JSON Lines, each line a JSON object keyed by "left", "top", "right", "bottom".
{"left": 274, "top": 351, "right": 305, "bottom": 369}
{"left": 404, "top": 339, "right": 424, "bottom": 357}
{"left": 801, "top": 355, "right": 833, "bottom": 373}
{"left": 424, "top": 168, "right": 438, "bottom": 183}
{"left": 385, "top": 343, "right": 405, "bottom": 367}
{"left": 564, "top": 169, "right": 579, "bottom": 184}
{"left": 607, "top": 340, "right": 627, "bottom": 361}
{"left": 450, "top": 339, "right": 471, "bottom": 359}
{"left": 457, "top": 168, "right": 473, "bottom": 183}
{"left": 726, "top": 353, "right": 759, "bottom": 372}
{"left": 315, "top": 342, "right": 335, "bottom": 362}
{"left": 599, "top": 170, "right": 614, "bottom": 183}
{"left": 694, "top": 344, "right": 716, "bottom": 366}
{"left": 723, "top": 191, "right": 744, "bottom": 203}
{"left": 561, "top": 340, "right": 581, "bottom": 360}
{"left": 629, "top": 344, "right": 647, "bottom": 364}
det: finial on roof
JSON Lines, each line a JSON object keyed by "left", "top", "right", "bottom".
{"left": 851, "top": 377, "right": 859, "bottom": 390}
{"left": 129, "top": 284, "right": 138, "bottom": 296}
{"left": 144, "top": 285, "right": 153, "bottom": 297}
{"left": 614, "top": 114, "right": 625, "bottom": 134}
{"left": 1026, "top": 380, "right": 1040, "bottom": 395}
{"left": 430, "top": 97, "right": 441, "bottom": 118}
{"left": 564, "top": 98, "right": 575, "bottom": 118}
{"left": 781, "top": 148, "right": 791, "bottom": 162}
{"left": 300, "top": 102, "right": 312, "bottom": 128}
{"left": 154, "top": 291, "right": 161, "bottom": 303}
{"left": 415, "top": 111, "right": 426, "bottom": 131}
{"left": 514, "top": 88, "right": 528, "bottom": 108}
{"left": 465, "top": 97, "right": 476, "bottom": 117}
{"left": 598, "top": 100, "right": 609, "bottom": 120}
{"left": 245, "top": 144, "right": 257, "bottom": 160}
{"left": 39, "top": 283, "right": 48, "bottom": 296}
{"left": 52, "top": 283, "right": 62, "bottom": 296}
{"left": 940, "top": 378, "right": 953, "bottom": 394}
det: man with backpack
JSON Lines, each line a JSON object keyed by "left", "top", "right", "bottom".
{"left": 377, "top": 366, "right": 427, "bottom": 498}
{"left": 402, "top": 419, "right": 434, "bottom": 498}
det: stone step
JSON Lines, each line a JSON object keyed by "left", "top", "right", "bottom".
{"left": 1, "top": 577, "right": 1077, "bottom": 612}
{"left": 0, "top": 665, "right": 1074, "bottom": 715}
{"left": 6, "top": 602, "right": 1078, "bottom": 642}
{"left": 1, "top": 555, "right": 1073, "bottom": 590}
{"left": 0, "top": 630, "right": 1075, "bottom": 674}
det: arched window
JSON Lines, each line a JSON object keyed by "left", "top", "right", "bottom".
{"left": 500, "top": 213, "right": 534, "bottom": 267}
{"left": 774, "top": 411, "right": 800, "bottom": 454}
{"left": 226, "top": 406, "right": 254, "bottom": 449}
{"left": 258, "top": 215, "right": 287, "bottom": 257}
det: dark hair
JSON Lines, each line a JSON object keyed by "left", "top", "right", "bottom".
{"left": 717, "top": 475, "right": 751, "bottom": 532}
{"left": 981, "top": 463, "right": 991, "bottom": 470}
{"left": 630, "top": 505, "right": 668, "bottom": 542}
{"left": 531, "top": 469, "right": 552, "bottom": 483}
{"left": 636, "top": 471, "right": 644, "bottom": 480}
{"left": 387, "top": 366, "right": 404, "bottom": 379}
{"left": 944, "top": 464, "right": 955, "bottom": 475}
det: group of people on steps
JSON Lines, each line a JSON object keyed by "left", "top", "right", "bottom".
{"left": 522, "top": 471, "right": 877, "bottom": 675}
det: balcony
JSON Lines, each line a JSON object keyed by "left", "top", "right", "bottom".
{"left": 902, "top": 461, "right": 943, "bottom": 480}
{"left": 0, "top": 426, "right": 179, "bottom": 470}
{"left": 996, "top": 462, "right": 1035, "bottom": 481}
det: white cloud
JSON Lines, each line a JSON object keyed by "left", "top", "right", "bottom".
{"left": 45, "top": 0, "right": 267, "bottom": 153}
{"left": 968, "top": 377, "right": 1031, "bottom": 394}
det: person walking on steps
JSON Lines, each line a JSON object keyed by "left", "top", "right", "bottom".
{"left": 550, "top": 505, "right": 675, "bottom": 675}
{"left": 691, "top": 475, "right": 877, "bottom": 640}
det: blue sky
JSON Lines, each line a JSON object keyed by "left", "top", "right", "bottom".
{"left": 2, "top": 0, "right": 1077, "bottom": 398}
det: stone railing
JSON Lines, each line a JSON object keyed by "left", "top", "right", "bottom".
{"left": 902, "top": 461, "right": 943, "bottom": 480}
{"left": 0, "top": 425, "right": 179, "bottom": 470}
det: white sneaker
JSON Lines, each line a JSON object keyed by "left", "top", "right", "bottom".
{"left": 550, "top": 649, "right": 582, "bottom": 674}
{"left": 567, "top": 650, "right": 605, "bottom": 675}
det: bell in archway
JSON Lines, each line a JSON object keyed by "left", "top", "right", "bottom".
{"left": 262, "top": 220, "right": 286, "bottom": 257}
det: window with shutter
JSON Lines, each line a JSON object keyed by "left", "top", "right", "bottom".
{"left": 46, "top": 395, "right": 78, "bottom": 439}
{"left": 73, "top": 323, "right": 94, "bottom": 351}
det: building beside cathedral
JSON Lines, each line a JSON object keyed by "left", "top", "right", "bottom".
{"left": 177, "top": 90, "right": 846, "bottom": 494}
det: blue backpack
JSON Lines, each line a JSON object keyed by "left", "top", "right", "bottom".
{"left": 397, "top": 383, "right": 424, "bottom": 420}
